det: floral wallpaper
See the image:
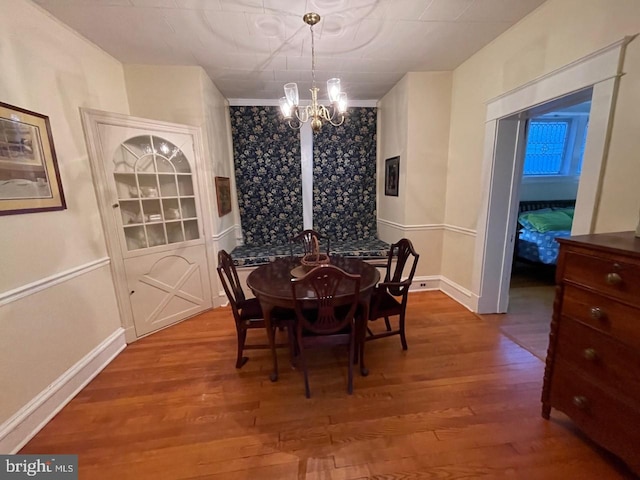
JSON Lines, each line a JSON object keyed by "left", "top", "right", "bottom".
{"left": 230, "top": 106, "right": 303, "bottom": 246}
{"left": 312, "top": 107, "right": 377, "bottom": 241}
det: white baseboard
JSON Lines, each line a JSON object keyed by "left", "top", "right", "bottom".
{"left": 0, "top": 328, "right": 126, "bottom": 454}
{"left": 409, "top": 275, "right": 440, "bottom": 292}
{"left": 439, "top": 276, "right": 475, "bottom": 311}
{"left": 408, "top": 275, "right": 475, "bottom": 311}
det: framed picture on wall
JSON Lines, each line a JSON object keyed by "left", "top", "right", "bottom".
{"left": 215, "top": 176, "right": 232, "bottom": 217}
{"left": 0, "top": 102, "right": 66, "bottom": 216}
{"left": 384, "top": 156, "right": 399, "bottom": 197}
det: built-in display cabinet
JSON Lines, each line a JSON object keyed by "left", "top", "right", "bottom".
{"left": 82, "top": 110, "right": 214, "bottom": 340}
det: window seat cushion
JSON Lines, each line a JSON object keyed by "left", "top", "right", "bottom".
{"left": 231, "top": 237, "right": 390, "bottom": 267}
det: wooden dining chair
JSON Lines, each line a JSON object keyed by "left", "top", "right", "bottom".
{"left": 367, "top": 238, "right": 419, "bottom": 350}
{"left": 291, "top": 265, "right": 361, "bottom": 398}
{"left": 289, "top": 229, "right": 330, "bottom": 257}
{"left": 217, "top": 250, "right": 295, "bottom": 368}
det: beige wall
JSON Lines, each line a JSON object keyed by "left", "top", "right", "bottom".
{"left": 0, "top": 0, "right": 128, "bottom": 423}
{"left": 199, "top": 69, "right": 240, "bottom": 247}
{"left": 377, "top": 75, "right": 409, "bottom": 225}
{"left": 406, "top": 72, "right": 451, "bottom": 226}
{"left": 444, "top": 0, "right": 640, "bottom": 290}
{"left": 377, "top": 72, "right": 452, "bottom": 277}
{"left": 595, "top": 39, "right": 640, "bottom": 232}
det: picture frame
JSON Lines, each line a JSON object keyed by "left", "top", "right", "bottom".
{"left": 215, "top": 176, "right": 232, "bottom": 217}
{"left": 384, "top": 156, "right": 399, "bottom": 197}
{"left": 0, "top": 102, "right": 66, "bottom": 216}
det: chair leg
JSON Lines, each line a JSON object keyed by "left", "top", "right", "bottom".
{"left": 384, "top": 316, "right": 392, "bottom": 332}
{"left": 359, "top": 320, "right": 369, "bottom": 377}
{"left": 399, "top": 313, "right": 408, "bottom": 351}
{"left": 235, "top": 328, "right": 249, "bottom": 368}
{"left": 287, "top": 321, "right": 297, "bottom": 368}
{"left": 297, "top": 331, "right": 311, "bottom": 398}
{"left": 301, "top": 351, "right": 311, "bottom": 398}
{"left": 347, "top": 332, "right": 355, "bottom": 394}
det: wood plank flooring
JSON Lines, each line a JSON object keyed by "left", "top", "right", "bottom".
{"left": 21, "top": 291, "right": 637, "bottom": 479}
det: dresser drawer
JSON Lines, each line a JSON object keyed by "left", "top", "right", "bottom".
{"left": 556, "top": 317, "right": 640, "bottom": 401}
{"left": 549, "top": 362, "right": 640, "bottom": 469}
{"left": 563, "top": 251, "right": 640, "bottom": 304}
{"left": 561, "top": 284, "right": 640, "bottom": 350}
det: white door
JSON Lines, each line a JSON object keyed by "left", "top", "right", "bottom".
{"left": 84, "top": 113, "right": 212, "bottom": 338}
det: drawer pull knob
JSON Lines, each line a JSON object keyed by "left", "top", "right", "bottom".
{"left": 572, "top": 395, "right": 589, "bottom": 409}
{"left": 605, "top": 272, "right": 622, "bottom": 285}
{"left": 583, "top": 348, "right": 598, "bottom": 361}
{"left": 590, "top": 307, "right": 605, "bottom": 320}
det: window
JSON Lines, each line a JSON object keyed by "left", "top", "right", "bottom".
{"left": 523, "top": 114, "right": 589, "bottom": 178}
{"left": 523, "top": 120, "right": 570, "bottom": 175}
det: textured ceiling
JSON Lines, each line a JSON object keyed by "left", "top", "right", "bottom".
{"left": 34, "top": 0, "right": 547, "bottom": 101}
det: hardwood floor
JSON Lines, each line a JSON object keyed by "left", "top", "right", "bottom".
{"left": 483, "top": 262, "right": 556, "bottom": 361}
{"left": 21, "top": 291, "right": 637, "bottom": 479}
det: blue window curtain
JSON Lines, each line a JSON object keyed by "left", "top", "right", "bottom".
{"left": 312, "top": 107, "right": 377, "bottom": 241}
{"left": 523, "top": 121, "right": 569, "bottom": 175}
{"left": 229, "top": 106, "right": 303, "bottom": 246}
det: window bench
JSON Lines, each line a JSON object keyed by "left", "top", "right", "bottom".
{"left": 231, "top": 237, "right": 390, "bottom": 267}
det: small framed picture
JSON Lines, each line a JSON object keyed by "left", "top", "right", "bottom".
{"left": 215, "top": 176, "right": 232, "bottom": 217}
{"left": 0, "top": 102, "right": 66, "bottom": 216}
{"left": 384, "top": 156, "right": 399, "bottom": 197}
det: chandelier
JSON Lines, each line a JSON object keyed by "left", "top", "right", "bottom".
{"left": 278, "top": 12, "right": 348, "bottom": 133}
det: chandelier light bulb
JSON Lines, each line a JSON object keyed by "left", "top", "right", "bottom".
{"left": 337, "top": 92, "right": 348, "bottom": 114}
{"left": 283, "top": 83, "right": 299, "bottom": 108}
{"left": 279, "top": 97, "right": 293, "bottom": 119}
{"left": 327, "top": 78, "right": 341, "bottom": 103}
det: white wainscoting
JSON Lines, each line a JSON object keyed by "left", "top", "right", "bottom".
{"left": 211, "top": 224, "right": 242, "bottom": 305}
{"left": 0, "top": 257, "right": 110, "bottom": 307}
{"left": 376, "top": 219, "right": 477, "bottom": 310}
{"left": 0, "top": 328, "right": 126, "bottom": 453}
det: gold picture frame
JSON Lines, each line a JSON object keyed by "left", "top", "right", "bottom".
{"left": 215, "top": 176, "right": 232, "bottom": 217}
{"left": 0, "top": 102, "right": 66, "bottom": 215}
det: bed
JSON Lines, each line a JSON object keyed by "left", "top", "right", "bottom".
{"left": 515, "top": 199, "right": 576, "bottom": 265}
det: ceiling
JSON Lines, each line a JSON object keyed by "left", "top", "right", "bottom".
{"left": 34, "top": 0, "right": 547, "bottom": 101}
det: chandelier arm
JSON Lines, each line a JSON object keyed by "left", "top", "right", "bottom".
{"left": 287, "top": 118, "right": 303, "bottom": 130}
{"left": 327, "top": 115, "right": 345, "bottom": 127}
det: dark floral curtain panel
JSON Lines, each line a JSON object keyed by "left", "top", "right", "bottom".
{"left": 313, "top": 107, "right": 377, "bottom": 241}
{"left": 230, "top": 106, "right": 303, "bottom": 246}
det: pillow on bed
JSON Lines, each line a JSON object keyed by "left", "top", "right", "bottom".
{"left": 518, "top": 208, "right": 552, "bottom": 229}
{"left": 553, "top": 207, "right": 575, "bottom": 218}
{"left": 525, "top": 210, "right": 573, "bottom": 233}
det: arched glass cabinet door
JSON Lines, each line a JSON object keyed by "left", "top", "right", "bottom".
{"left": 111, "top": 135, "right": 200, "bottom": 252}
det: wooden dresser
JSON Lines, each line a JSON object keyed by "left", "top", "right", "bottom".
{"left": 542, "top": 231, "right": 640, "bottom": 474}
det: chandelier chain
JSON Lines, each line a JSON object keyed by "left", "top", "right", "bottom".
{"left": 310, "top": 24, "right": 316, "bottom": 86}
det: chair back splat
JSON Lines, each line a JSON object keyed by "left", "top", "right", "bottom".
{"left": 368, "top": 238, "right": 419, "bottom": 350}
{"left": 289, "top": 229, "right": 331, "bottom": 257}
{"left": 217, "top": 249, "right": 246, "bottom": 316}
{"left": 291, "top": 265, "right": 361, "bottom": 398}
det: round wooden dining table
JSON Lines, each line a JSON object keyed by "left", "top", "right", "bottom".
{"left": 247, "top": 256, "right": 380, "bottom": 381}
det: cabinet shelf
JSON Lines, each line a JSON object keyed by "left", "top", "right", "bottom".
{"left": 112, "top": 138, "right": 199, "bottom": 251}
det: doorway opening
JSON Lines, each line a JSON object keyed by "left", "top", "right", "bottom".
{"left": 472, "top": 37, "right": 630, "bottom": 317}
{"left": 500, "top": 91, "right": 592, "bottom": 358}
{"left": 512, "top": 93, "right": 592, "bottom": 286}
